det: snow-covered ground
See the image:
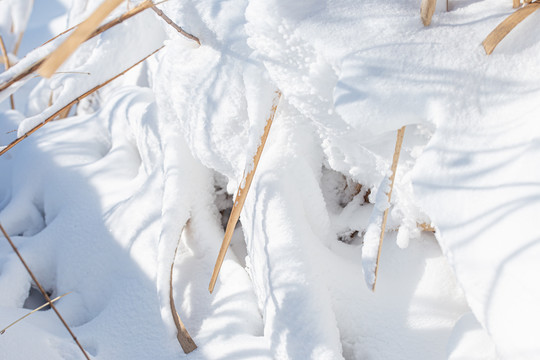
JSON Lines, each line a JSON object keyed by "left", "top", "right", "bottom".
{"left": 1, "top": 0, "right": 539, "bottom": 358}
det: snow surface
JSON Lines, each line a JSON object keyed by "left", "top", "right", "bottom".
{"left": 1, "top": 0, "right": 539, "bottom": 358}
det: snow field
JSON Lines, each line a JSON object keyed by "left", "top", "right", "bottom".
{"left": 2, "top": 0, "right": 540, "bottom": 358}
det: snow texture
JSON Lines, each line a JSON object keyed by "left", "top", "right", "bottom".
{"left": 1, "top": 0, "right": 539, "bottom": 359}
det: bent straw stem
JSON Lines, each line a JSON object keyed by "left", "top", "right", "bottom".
{"left": 372, "top": 126, "right": 406, "bottom": 292}
{"left": 483, "top": 2, "right": 540, "bottom": 55}
{"left": 0, "top": 223, "right": 90, "bottom": 360}
{"left": 209, "top": 90, "right": 282, "bottom": 293}
{"left": 151, "top": 5, "right": 201, "bottom": 45}
{"left": 170, "top": 223, "right": 197, "bottom": 353}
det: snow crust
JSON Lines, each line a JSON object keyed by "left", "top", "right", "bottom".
{"left": 1, "top": 0, "right": 539, "bottom": 359}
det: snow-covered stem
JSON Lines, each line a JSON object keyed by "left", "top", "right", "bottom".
{"left": 0, "top": 292, "right": 71, "bottom": 335}
{"left": 0, "top": 0, "right": 155, "bottom": 93}
{"left": 0, "top": 46, "right": 164, "bottom": 157}
{"left": 169, "top": 222, "right": 197, "bottom": 353}
{"left": 483, "top": 2, "right": 540, "bottom": 54}
{"left": 0, "top": 36, "right": 15, "bottom": 110}
{"left": 209, "top": 90, "right": 282, "bottom": 293}
{"left": 372, "top": 126, "right": 406, "bottom": 292}
{"left": 0, "top": 223, "right": 90, "bottom": 360}
{"left": 150, "top": 5, "right": 201, "bottom": 45}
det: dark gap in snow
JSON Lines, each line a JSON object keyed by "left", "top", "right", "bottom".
{"left": 23, "top": 286, "right": 53, "bottom": 311}
{"left": 320, "top": 166, "right": 371, "bottom": 210}
{"left": 214, "top": 172, "right": 247, "bottom": 267}
{"left": 320, "top": 166, "right": 371, "bottom": 244}
{"left": 337, "top": 230, "right": 359, "bottom": 244}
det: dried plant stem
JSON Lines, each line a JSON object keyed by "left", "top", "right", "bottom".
{"left": 0, "top": 223, "right": 90, "bottom": 360}
{"left": 0, "top": 59, "right": 43, "bottom": 93}
{"left": 0, "top": 37, "right": 10, "bottom": 69}
{"left": 514, "top": 0, "right": 522, "bottom": 8}
{"left": 57, "top": 102, "right": 75, "bottom": 120}
{"left": 0, "top": 46, "right": 163, "bottom": 157}
{"left": 1, "top": 292, "right": 71, "bottom": 335}
{"left": 151, "top": 5, "right": 201, "bottom": 45}
{"left": 0, "top": 1, "right": 154, "bottom": 94}
{"left": 483, "top": 2, "right": 540, "bottom": 55}
{"left": 372, "top": 126, "right": 406, "bottom": 292}
{"left": 170, "top": 223, "right": 197, "bottom": 353}
{"left": 0, "top": 36, "right": 15, "bottom": 110}
{"left": 88, "top": 0, "right": 154, "bottom": 42}
{"left": 38, "top": 0, "right": 125, "bottom": 78}
{"left": 13, "top": 31, "right": 24, "bottom": 56}
{"left": 418, "top": 223, "right": 435, "bottom": 232}
{"left": 421, "top": 0, "right": 438, "bottom": 26}
{"left": 209, "top": 90, "right": 282, "bottom": 293}
{"left": 44, "top": 0, "right": 153, "bottom": 48}
{"left": 385, "top": 223, "right": 436, "bottom": 233}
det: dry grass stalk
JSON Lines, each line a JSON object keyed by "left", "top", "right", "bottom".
{"left": 209, "top": 90, "right": 282, "bottom": 294}
{"left": 421, "top": 0, "right": 438, "bottom": 26}
{"left": 0, "top": 36, "right": 16, "bottom": 110}
{"left": 13, "top": 31, "right": 24, "bottom": 56}
{"left": 372, "top": 126, "right": 406, "bottom": 292}
{"left": 57, "top": 102, "right": 75, "bottom": 120}
{"left": 386, "top": 223, "right": 436, "bottom": 233}
{"left": 0, "top": 223, "right": 90, "bottom": 360}
{"left": 483, "top": 2, "right": 540, "bottom": 54}
{"left": 418, "top": 222, "right": 435, "bottom": 232}
{"left": 0, "top": 46, "right": 163, "bottom": 157}
{"left": 0, "top": 37, "right": 10, "bottom": 68}
{"left": 514, "top": 0, "right": 522, "bottom": 8}
{"left": 0, "top": 1, "right": 154, "bottom": 94}
{"left": 38, "top": 0, "right": 125, "bottom": 78}
{"left": 169, "top": 223, "right": 197, "bottom": 353}
{"left": 151, "top": 5, "right": 201, "bottom": 45}
{"left": 45, "top": 0, "right": 154, "bottom": 47}
{"left": 0, "top": 292, "right": 71, "bottom": 335}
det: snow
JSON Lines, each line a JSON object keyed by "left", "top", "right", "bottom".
{"left": 361, "top": 175, "right": 391, "bottom": 288}
{"left": 1, "top": 0, "right": 540, "bottom": 359}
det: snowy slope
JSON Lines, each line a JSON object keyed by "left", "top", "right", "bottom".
{"left": 1, "top": 0, "right": 539, "bottom": 359}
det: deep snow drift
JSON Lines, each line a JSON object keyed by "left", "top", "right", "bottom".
{"left": 1, "top": 0, "right": 539, "bottom": 359}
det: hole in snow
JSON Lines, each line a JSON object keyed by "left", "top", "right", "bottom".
{"left": 320, "top": 167, "right": 372, "bottom": 245}
{"left": 23, "top": 286, "right": 52, "bottom": 311}
{"left": 320, "top": 167, "right": 371, "bottom": 211}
